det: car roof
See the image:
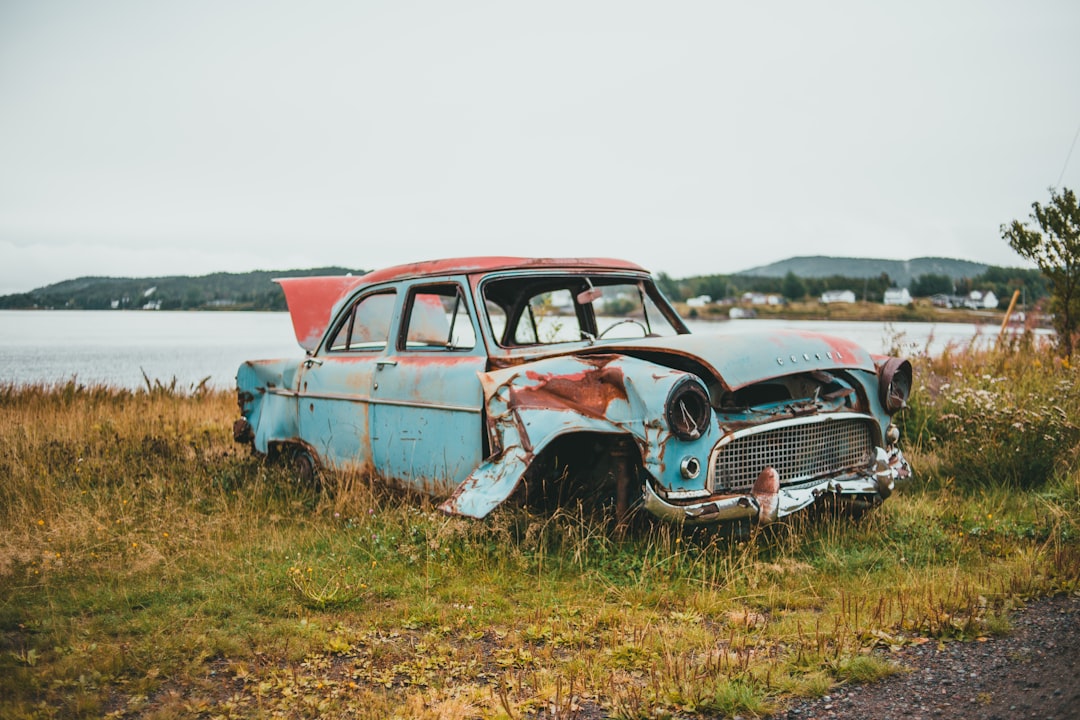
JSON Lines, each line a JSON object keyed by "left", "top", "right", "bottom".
{"left": 275, "top": 256, "right": 650, "bottom": 352}
{"left": 358, "top": 256, "right": 647, "bottom": 285}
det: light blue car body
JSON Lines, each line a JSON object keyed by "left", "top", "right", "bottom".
{"left": 235, "top": 257, "right": 912, "bottom": 525}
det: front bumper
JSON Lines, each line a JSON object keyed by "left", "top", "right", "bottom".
{"left": 643, "top": 446, "right": 911, "bottom": 526}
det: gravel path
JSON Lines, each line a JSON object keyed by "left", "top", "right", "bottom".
{"left": 771, "top": 594, "right": 1080, "bottom": 720}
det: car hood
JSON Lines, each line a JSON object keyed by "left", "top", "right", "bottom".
{"left": 573, "top": 329, "right": 876, "bottom": 391}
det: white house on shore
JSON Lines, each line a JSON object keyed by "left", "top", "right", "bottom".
{"left": 686, "top": 295, "right": 712, "bottom": 308}
{"left": 741, "top": 292, "right": 784, "bottom": 306}
{"left": 964, "top": 290, "right": 998, "bottom": 309}
{"left": 931, "top": 291, "right": 1000, "bottom": 309}
{"left": 883, "top": 288, "right": 912, "bottom": 306}
{"left": 820, "top": 289, "right": 856, "bottom": 304}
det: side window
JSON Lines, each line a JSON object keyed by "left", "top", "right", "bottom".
{"left": 404, "top": 285, "right": 476, "bottom": 351}
{"left": 328, "top": 291, "right": 396, "bottom": 352}
{"left": 486, "top": 300, "right": 508, "bottom": 344}
{"left": 514, "top": 289, "right": 582, "bottom": 344}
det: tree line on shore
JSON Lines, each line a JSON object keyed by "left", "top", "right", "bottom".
{"left": 656, "top": 265, "right": 1048, "bottom": 308}
{"left": 0, "top": 259, "right": 1051, "bottom": 313}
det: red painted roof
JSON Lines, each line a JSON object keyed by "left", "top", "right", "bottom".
{"left": 275, "top": 257, "right": 648, "bottom": 350}
{"left": 358, "top": 256, "right": 646, "bottom": 285}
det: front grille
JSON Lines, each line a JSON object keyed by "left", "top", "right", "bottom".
{"left": 710, "top": 416, "right": 875, "bottom": 493}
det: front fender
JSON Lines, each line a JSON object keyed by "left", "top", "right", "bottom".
{"left": 439, "top": 354, "right": 695, "bottom": 518}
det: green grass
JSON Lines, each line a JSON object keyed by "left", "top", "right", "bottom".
{"left": 1, "top": 348, "right": 1078, "bottom": 718}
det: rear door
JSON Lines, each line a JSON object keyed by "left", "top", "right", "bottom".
{"left": 296, "top": 289, "right": 398, "bottom": 472}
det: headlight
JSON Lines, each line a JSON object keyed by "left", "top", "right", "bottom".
{"left": 665, "top": 378, "right": 711, "bottom": 440}
{"left": 878, "top": 358, "right": 912, "bottom": 414}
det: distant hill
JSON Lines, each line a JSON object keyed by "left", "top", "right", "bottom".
{"left": 736, "top": 256, "right": 991, "bottom": 287}
{"left": 0, "top": 267, "right": 366, "bottom": 311}
{"left": 0, "top": 256, "right": 1036, "bottom": 311}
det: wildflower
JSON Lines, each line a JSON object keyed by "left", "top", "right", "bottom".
{"left": 371, "top": 560, "right": 377, "bottom": 568}
{"left": 162, "top": 532, "right": 169, "bottom": 538}
{"left": 37, "top": 520, "right": 44, "bottom": 526}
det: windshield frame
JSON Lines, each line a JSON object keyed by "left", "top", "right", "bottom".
{"left": 475, "top": 269, "right": 690, "bottom": 358}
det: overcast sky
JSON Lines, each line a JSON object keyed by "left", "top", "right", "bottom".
{"left": 2, "top": 1, "right": 1079, "bottom": 296}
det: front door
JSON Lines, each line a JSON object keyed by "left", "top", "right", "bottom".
{"left": 370, "top": 282, "right": 486, "bottom": 495}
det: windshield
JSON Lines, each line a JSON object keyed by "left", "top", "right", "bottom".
{"left": 482, "top": 274, "right": 687, "bottom": 347}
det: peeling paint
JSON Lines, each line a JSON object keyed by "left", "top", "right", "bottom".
{"left": 237, "top": 257, "right": 914, "bottom": 526}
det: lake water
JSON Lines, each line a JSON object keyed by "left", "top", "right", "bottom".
{"left": 0, "top": 310, "right": 1039, "bottom": 391}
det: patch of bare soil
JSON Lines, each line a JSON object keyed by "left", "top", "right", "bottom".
{"left": 771, "top": 594, "right": 1080, "bottom": 720}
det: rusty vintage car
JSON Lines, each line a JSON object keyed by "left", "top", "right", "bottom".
{"left": 234, "top": 257, "right": 912, "bottom": 525}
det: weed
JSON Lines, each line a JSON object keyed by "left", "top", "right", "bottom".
{"left": 1, "top": 340, "right": 1078, "bottom": 718}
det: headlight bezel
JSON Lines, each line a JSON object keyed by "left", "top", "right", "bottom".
{"left": 665, "top": 377, "right": 712, "bottom": 441}
{"left": 878, "top": 357, "right": 913, "bottom": 414}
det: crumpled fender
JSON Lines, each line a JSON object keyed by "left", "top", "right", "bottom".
{"left": 235, "top": 358, "right": 301, "bottom": 453}
{"left": 439, "top": 354, "right": 689, "bottom": 518}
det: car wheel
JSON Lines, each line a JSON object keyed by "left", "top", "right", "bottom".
{"left": 290, "top": 446, "right": 321, "bottom": 489}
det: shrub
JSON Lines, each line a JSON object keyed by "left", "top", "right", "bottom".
{"left": 906, "top": 340, "right": 1080, "bottom": 489}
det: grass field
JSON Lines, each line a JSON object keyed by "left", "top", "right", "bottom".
{"left": 1, "top": 338, "right": 1078, "bottom": 719}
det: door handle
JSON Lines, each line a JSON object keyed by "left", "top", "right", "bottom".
{"left": 303, "top": 358, "right": 323, "bottom": 368}
{"left": 376, "top": 359, "right": 397, "bottom": 368}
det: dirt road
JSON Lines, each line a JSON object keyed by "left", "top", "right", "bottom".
{"left": 771, "top": 594, "right": 1080, "bottom": 720}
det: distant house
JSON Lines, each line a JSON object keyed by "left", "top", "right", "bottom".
{"left": 820, "top": 290, "right": 856, "bottom": 304}
{"left": 686, "top": 295, "right": 712, "bottom": 308}
{"left": 883, "top": 288, "right": 912, "bottom": 306}
{"left": 932, "top": 291, "right": 999, "bottom": 310}
{"left": 549, "top": 292, "right": 573, "bottom": 309}
{"left": 741, "top": 292, "right": 784, "bottom": 306}
{"left": 964, "top": 290, "right": 998, "bottom": 309}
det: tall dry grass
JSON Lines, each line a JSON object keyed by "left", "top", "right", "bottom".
{"left": 0, "top": 342, "right": 1078, "bottom": 718}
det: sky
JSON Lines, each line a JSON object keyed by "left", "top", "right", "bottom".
{"left": 2, "top": 1, "right": 1079, "bottom": 296}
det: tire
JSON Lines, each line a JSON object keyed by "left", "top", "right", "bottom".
{"left": 290, "top": 446, "right": 321, "bottom": 489}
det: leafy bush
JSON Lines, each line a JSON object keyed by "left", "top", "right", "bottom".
{"left": 905, "top": 339, "right": 1079, "bottom": 489}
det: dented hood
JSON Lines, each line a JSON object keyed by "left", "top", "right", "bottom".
{"left": 276, "top": 276, "right": 366, "bottom": 352}
{"left": 585, "top": 329, "right": 876, "bottom": 390}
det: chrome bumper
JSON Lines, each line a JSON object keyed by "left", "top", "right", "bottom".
{"left": 643, "top": 446, "right": 911, "bottom": 526}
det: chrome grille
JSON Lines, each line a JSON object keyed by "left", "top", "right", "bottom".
{"left": 710, "top": 417, "right": 875, "bottom": 493}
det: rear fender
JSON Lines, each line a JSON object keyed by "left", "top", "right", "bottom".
{"left": 236, "top": 359, "right": 301, "bottom": 454}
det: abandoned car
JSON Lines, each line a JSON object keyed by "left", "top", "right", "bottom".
{"left": 234, "top": 257, "right": 912, "bottom": 525}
